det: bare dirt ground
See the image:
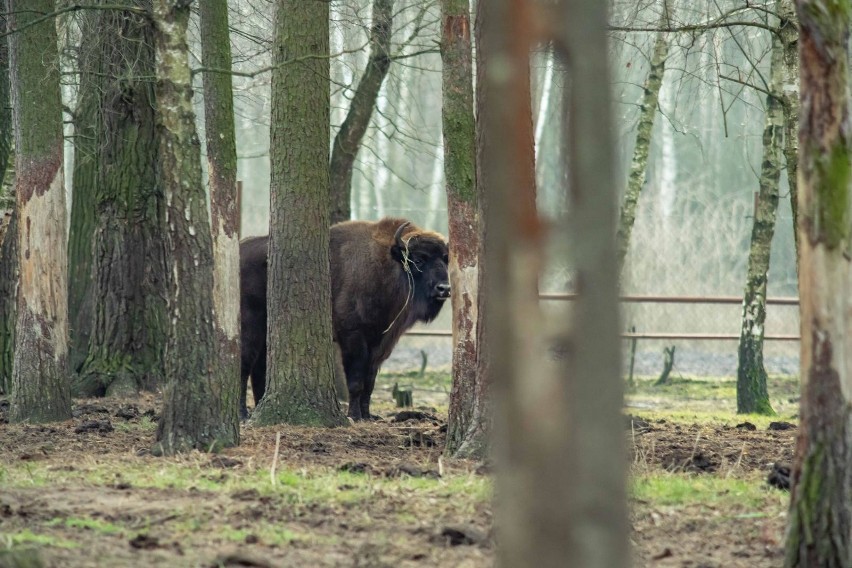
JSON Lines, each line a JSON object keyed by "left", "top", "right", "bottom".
{"left": 628, "top": 416, "right": 794, "bottom": 567}
{"left": 0, "top": 394, "right": 794, "bottom": 567}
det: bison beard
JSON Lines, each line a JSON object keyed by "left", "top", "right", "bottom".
{"left": 240, "top": 218, "right": 450, "bottom": 421}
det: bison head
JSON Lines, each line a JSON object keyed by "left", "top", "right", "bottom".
{"left": 391, "top": 222, "right": 450, "bottom": 322}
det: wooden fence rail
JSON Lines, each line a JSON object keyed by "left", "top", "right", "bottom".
{"left": 405, "top": 295, "right": 801, "bottom": 341}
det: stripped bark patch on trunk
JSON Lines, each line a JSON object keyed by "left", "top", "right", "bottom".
{"left": 12, "top": 168, "right": 72, "bottom": 423}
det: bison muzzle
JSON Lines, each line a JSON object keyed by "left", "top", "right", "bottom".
{"left": 240, "top": 218, "right": 450, "bottom": 421}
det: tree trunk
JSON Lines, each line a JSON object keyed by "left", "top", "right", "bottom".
{"left": 736, "top": 15, "right": 784, "bottom": 416}
{"left": 0, "top": 209, "right": 15, "bottom": 396}
{"left": 494, "top": 0, "right": 629, "bottom": 563}
{"left": 451, "top": 0, "right": 540, "bottom": 461}
{"left": 779, "top": 0, "right": 800, "bottom": 267}
{"left": 0, "top": 10, "right": 10, "bottom": 189}
{"left": 253, "top": 0, "right": 347, "bottom": 427}
{"left": 616, "top": 14, "right": 669, "bottom": 273}
{"left": 440, "top": 0, "right": 480, "bottom": 457}
{"left": 0, "top": 10, "right": 14, "bottom": 395}
{"left": 153, "top": 0, "right": 239, "bottom": 454}
{"left": 785, "top": 2, "right": 852, "bottom": 566}
{"left": 200, "top": 0, "right": 241, "bottom": 427}
{"left": 67, "top": 15, "right": 100, "bottom": 376}
{"left": 7, "top": 0, "right": 73, "bottom": 423}
{"left": 329, "top": 0, "right": 394, "bottom": 225}
{"left": 72, "top": 2, "right": 168, "bottom": 398}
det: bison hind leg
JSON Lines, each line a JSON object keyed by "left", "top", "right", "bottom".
{"left": 250, "top": 348, "right": 267, "bottom": 409}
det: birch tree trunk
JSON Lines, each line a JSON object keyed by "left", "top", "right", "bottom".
{"left": 736, "top": 15, "right": 784, "bottom": 416}
{"left": 200, "top": 0, "right": 241, "bottom": 429}
{"left": 785, "top": 1, "right": 852, "bottom": 565}
{"left": 8, "top": 0, "right": 73, "bottom": 423}
{"left": 253, "top": 0, "right": 347, "bottom": 427}
{"left": 153, "top": 0, "right": 239, "bottom": 453}
{"left": 440, "top": 0, "right": 481, "bottom": 457}
{"left": 329, "top": 0, "right": 394, "bottom": 225}
{"left": 72, "top": 3, "right": 168, "bottom": 398}
{"left": 779, "top": 0, "right": 800, "bottom": 265}
{"left": 616, "top": 15, "right": 669, "bottom": 273}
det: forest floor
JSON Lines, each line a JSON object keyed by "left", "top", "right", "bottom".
{"left": 0, "top": 372, "right": 797, "bottom": 567}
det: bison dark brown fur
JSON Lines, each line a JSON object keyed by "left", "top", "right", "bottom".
{"left": 240, "top": 218, "right": 450, "bottom": 420}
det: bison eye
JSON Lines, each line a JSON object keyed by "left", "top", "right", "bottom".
{"left": 443, "top": 254, "right": 449, "bottom": 264}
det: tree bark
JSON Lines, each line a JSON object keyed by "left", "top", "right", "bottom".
{"left": 153, "top": 0, "right": 239, "bottom": 453}
{"left": 450, "top": 0, "right": 540, "bottom": 461}
{"left": 72, "top": 2, "right": 168, "bottom": 398}
{"left": 67, "top": 14, "right": 99, "bottom": 376}
{"left": 0, "top": 10, "right": 10, "bottom": 190}
{"left": 253, "top": 0, "right": 347, "bottom": 427}
{"left": 785, "top": 1, "right": 852, "bottom": 566}
{"left": 200, "top": 0, "right": 241, "bottom": 427}
{"left": 0, "top": 10, "right": 14, "bottom": 395}
{"left": 779, "top": 0, "right": 800, "bottom": 267}
{"left": 736, "top": 14, "right": 784, "bottom": 416}
{"left": 494, "top": 0, "right": 628, "bottom": 564}
{"left": 616, "top": 13, "right": 669, "bottom": 273}
{"left": 329, "top": 0, "right": 394, "bottom": 225}
{"left": 440, "top": 0, "right": 480, "bottom": 457}
{"left": 7, "top": 0, "right": 73, "bottom": 423}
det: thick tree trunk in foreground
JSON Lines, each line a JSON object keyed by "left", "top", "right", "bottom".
{"left": 329, "top": 0, "right": 394, "bottom": 225}
{"left": 73, "top": 3, "right": 168, "bottom": 397}
{"left": 616, "top": 17, "right": 669, "bottom": 273}
{"left": 253, "top": 0, "right": 347, "bottom": 427}
{"left": 8, "top": 0, "right": 73, "bottom": 423}
{"left": 493, "top": 0, "right": 629, "bottom": 564}
{"left": 440, "top": 0, "right": 480, "bottom": 457}
{"left": 736, "top": 18, "right": 784, "bottom": 416}
{"left": 200, "top": 0, "right": 241, "bottom": 427}
{"left": 785, "top": 2, "right": 852, "bottom": 566}
{"left": 153, "top": 0, "right": 239, "bottom": 453}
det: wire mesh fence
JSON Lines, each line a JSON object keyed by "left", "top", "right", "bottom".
{"left": 394, "top": 295, "right": 801, "bottom": 379}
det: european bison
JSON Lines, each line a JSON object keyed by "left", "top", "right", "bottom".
{"left": 240, "top": 218, "right": 450, "bottom": 420}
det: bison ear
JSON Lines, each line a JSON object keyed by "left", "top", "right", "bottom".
{"left": 390, "top": 221, "right": 411, "bottom": 264}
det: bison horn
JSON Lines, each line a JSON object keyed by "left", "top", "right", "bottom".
{"left": 394, "top": 222, "right": 411, "bottom": 249}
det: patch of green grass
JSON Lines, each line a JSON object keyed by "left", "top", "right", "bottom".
{"left": 378, "top": 370, "right": 452, "bottom": 391}
{"left": 0, "top": 529, "right": 79, "bottom": 549}
{"left": 0, "top": 460, "right": 491, "bottom": 521}
{"left": 220, "top": 526, "right": 299, "bottom": 546}
{"left": 46, "top": 517, "right": 123, "bottom": 535}
{"left": 632, "top": 472, "right": 786, "bottom": 512}
{"left": 626, "top": 375, "right": 800, "bottom": 426}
